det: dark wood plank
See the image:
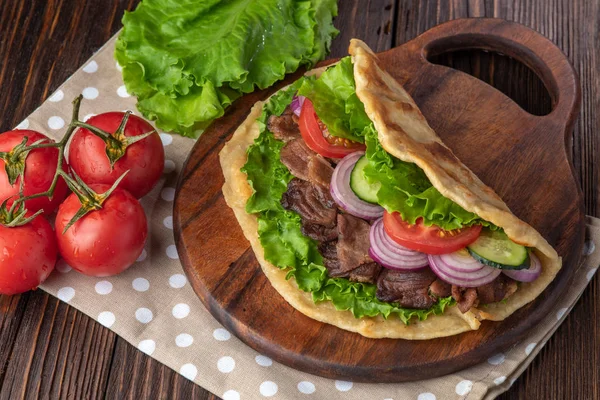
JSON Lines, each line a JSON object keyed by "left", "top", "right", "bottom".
{"left": 174, "top": 18, "right": 584, "bottom": 382}
{"left": 0, "top": 0, "right": 596, "bottom": 398}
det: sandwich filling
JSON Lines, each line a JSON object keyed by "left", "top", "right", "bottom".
{"left": 241, "top": 57, "right": 538, "bottom": 324}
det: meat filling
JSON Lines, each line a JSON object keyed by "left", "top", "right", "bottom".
{"left": 281, "top": 178, "right": 336, "bottom": 227}
{"left": 280, "top": 139, "right": 333, "bottom": 188}
{"left": 376, "top": 268, "right": 437, "bottom": 309}
{"left": 275, "top": 108, "right": 517, "bottom": 313}
{"left": 267, "top": 109, "right": 300, "bottom": 143}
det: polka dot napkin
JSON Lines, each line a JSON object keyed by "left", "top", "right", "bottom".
{"left": 21, "top": 35, "right": 597, "bottom": 400}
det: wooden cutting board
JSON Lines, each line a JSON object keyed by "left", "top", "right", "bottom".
{"left": 173, "top": 18, "right": 584, "bottom": 382}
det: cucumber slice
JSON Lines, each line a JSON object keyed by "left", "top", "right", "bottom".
{"left": 350, "top": 155, "right": 380, "bottom": 204}
{"left": 467, "top": 229, "right": 530, "bottom": 270}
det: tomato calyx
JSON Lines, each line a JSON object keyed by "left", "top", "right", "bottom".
{"left": 60, "top": 169, "right": 130, "bottom": 233}
{"left": 0, "top": 136, "right": 42, "bottom": 186}
{"left": 75, "top": 111, "right": 156, "bottom": 169}
{"left": 0, "top": 199, "right": 43, "bottom": 227}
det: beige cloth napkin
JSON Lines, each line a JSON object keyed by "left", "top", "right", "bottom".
{"left": 18, "top": 35, "right": 596, "bottom": 400}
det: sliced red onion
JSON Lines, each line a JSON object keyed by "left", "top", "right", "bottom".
{"left": 330, "top": 152, "right": 384, "bottom": 220}
{"left": 369, "top": 218, "right": 428, "bottom": 270}
{"left": 439, "top": 250, "right": 485, "bottom": 273}
{"left": 428, "top": 254, "right": 501, "bottom": 287}
{"left": 291, "top": 95, "right": 305, "bottom": 116}
{"left": 502, "top": 252, "right": 542, "bottom": 282}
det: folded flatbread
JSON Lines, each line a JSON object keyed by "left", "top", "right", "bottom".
{"left": 219, "top": 39, "right": 561, "bottom": 339}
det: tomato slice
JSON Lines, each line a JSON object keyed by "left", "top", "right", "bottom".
{"left": 383, "top": 211, "right": 482, "bottom": 255}
{"left": 298, "top": 99, "right": 365, "bottom": 158}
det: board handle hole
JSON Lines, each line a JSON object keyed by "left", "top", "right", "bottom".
{"left": 428, "top": 49, "right": 552, "bottom": 116}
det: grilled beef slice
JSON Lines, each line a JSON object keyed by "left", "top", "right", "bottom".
{"left": 336, "top": 214, "right": 372, "bottom": 271}
{"left": 450, "top": 275, "right": 518, "bottom": 313}
{"left": 280, "top": 139, "right": 333, "bottom": 188}
{"left": 429, "top": 279, "right": 452, "bottom": 298}
{"left": 477, "top": 275, "right": 518, "bottom": 304}
{"left": 452, "top": 286, "right": 479, "bottom": 313}
{"left": 281, "top": 179, "right": 336, "bottom": 227}
{"left": 302, "top": 222, "right": 338, "bottom": 242}
{"left": 318, "top": 240, "right": 381, "bottom": 284}
{"left": 267, "top": 108, "right": 300, "bottom": 142}
{"left": 376, "top": 268, "right": 437, "bottom": 309}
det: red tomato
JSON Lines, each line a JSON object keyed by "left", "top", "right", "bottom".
{"left": 0, "top": 130, "right": 69, "bottom": 214}
{"left": 383, "top": 211, "right": 482, "bottom": 255}
{"left": 0, "top": 214, "right": 57, "bottom": 295}
{"left": 55, "top": 184, "right": 147, "bottom": 277}
{"left": 68, "top": 113, "right": 164, "bottom": 198}
{"left": 298, "top": 99, "right": 365, "bottom": 158}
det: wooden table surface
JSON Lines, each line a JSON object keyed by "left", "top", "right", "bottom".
{"left": 0, "top": 0, "right": 597, "bottom": 399}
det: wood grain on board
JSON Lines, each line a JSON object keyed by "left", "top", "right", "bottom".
{"left": 0, "top": 0, "right": 598, "bottom": 398}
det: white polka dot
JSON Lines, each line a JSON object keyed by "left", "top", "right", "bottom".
{"left": 213, "top": 328, "right": 231, "bottom": 341}
{"left": 137, "top": 339, "right": 155, "bottom": 355}
{"left": 83, "top": 60, "right": 98, "bottom": 73}
{"left": 172, "top": 303, "right": 190, "bottom": 319}
{"left": 15, "top": 119, "right": 29, "bottom": 129}
{"left": 135, "top": 307, "right": 153, "bottom": 324}
{"left": 161, "top": 187, "right": 175, "bottom": 201}
{"left": 217, "top": 356, "right": 235, "bottom": 373}
{"left": 494, "top": 376, "right": 506, "bottom": 385}
{"left": 255, "top": 355, "right": 273, "bottom": 367}
{"left": 176, "top": 333, "right": 194, "bottom": 348}
{"left": 56, "top": 259, "right": 72, "bottom": 273}
{"left": 83, "top": 113, "right": 96, "bottom": 122}
{"left": 97, "top": 311, "right": 115, "bottom": 328}
{"left": 164, "top": 160, "right": 176, "bottom": 174}
{"left": 163, "top": 216, "right": 173, "bottom": 229}
{"left": 583, "top": 240, "right": 596, "bottom": 256}
{"left": 418, "top": 393, "right": 436, "bottom": 400}
{"left": 49, "top": 90, "right": 64, "bottom": 102}
{"left": 94, "top": 280, "right": 113, "bottom": 295}
{"left": 82, "top": 87, "right": 99, "bottom": 100}
{"left": 57, "top": 287, "right": 75, "bottom": 302}
{"left": 525, "top": 342, "right": 537, "bottom": 356}
{"left": 136, "top": 249, "right": 147, "bottom": 262}
{"left": 179, "top": 363, "right": 197, "bottom": 381}
{"left": 556, "top": 307, "right": 568, "bottom": 320}
{"left": 260, "top": 381, "right": 278, "bottom": 397}
{"left": 455, "top": 380, "right": 473, "bottom": 396}
{"left": 587, "top": 268, "right": 597, "bottom": 282}
{"left": 487, "top": 353, "right": 505, "bottom": 366}
{"left": 335, "top": 381, "right": 353, "bottom": 392}
{"left": 132, "top": 277, "right": 150, "bottom": 292}
{"left": 297, "top": 381, "right": 315, "bottom": 394}
{"left": 169, "top": 274, "right": 187, "bottom": 288}
{"left": 166, "top": 244, "right": 178, "bottom": 259}
{"left": 48, "top": 116, "right": 65, "bottom": 130}
{"left": 117, "top": 85, "right": 130, "bottom": 98}
{"left": 116, "top": 61, "right": 123, "bottom": 71}
{"left": 223, "top": 390, "right": 240, "bottom": 400}
{"left": 159, "top": 133, "right": 173, "bottom": 146}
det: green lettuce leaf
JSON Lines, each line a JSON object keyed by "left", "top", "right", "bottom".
{"left": 297, "top": 57, "right": 371, "bottom": 142}
{"left": 115, "top": 0, "right": 338, "bottom": 137}
{"left": 242, "top": 80, "right": 456, "bottom": 323}
{"left": 299, "top": 58, "right": 494, "bottom": 231}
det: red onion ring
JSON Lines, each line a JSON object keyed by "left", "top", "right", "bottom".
{"left": 330, "top": 152, "right": 384, "bottom": 220}
{"left": 502, "top": 252, "right": 542, "bottom": 282}
{"left": 428, "top": 254, "right": 501, "bottom": 287}
{"left": 369, "top": 217, "right": 428, "bottom": 270}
